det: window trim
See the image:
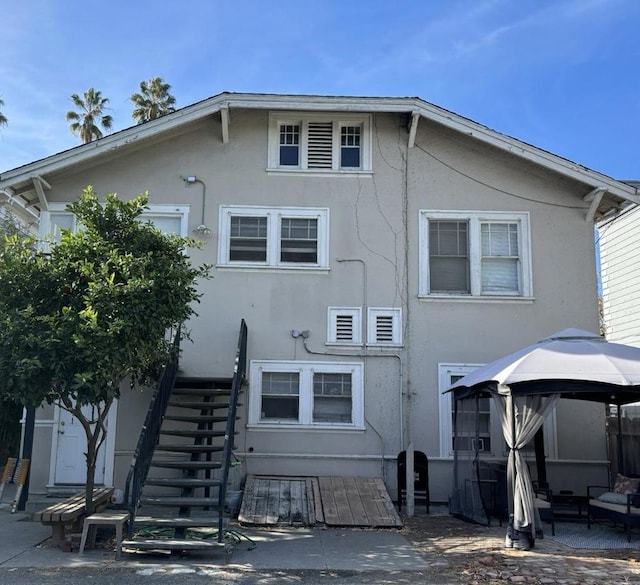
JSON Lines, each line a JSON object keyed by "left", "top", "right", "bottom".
{"left": 327, "top": 307, "right": 362, "bottom": 345}
{"left": 268, "top": 112, "right": 373, "bottom": 174}
{"left": 248, "top": 360, "right": 364, "bottom": 429}
{"left": 218, "top": 205, "right": 329, "bottom": 270}
{"left": 419, "top": 210, "right": 532, "bottom": 299}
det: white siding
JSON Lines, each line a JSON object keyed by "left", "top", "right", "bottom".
{"left": 599, "top": 205, "right": 640, "bottom": 346}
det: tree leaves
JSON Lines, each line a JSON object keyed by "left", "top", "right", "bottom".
{"left": 0, "top": 186, "right": 210, "bottom": 505}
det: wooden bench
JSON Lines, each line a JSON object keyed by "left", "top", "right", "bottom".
{"left": 33, "top": 488, "right": 114, "bottom": 546}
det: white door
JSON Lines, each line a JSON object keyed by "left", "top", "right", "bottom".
{"left": 54, "top": 404, "right": 106, "bottom": 485}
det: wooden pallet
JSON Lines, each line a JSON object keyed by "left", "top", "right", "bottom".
{"left": 238, "top": 474, "right": 401, "bottom": 528}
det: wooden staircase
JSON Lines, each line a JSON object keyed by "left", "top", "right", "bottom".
{"left": 121, "top": 320, "right": 247, "bottom": 554}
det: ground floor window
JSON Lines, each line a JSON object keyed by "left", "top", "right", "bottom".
{"left": 249, "top": 360, "right": 364, "bottom": 429}
{"left": 438, "top": 363, "right": 557, "bottom": 458}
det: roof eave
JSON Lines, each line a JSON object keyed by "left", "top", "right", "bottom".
{"left": 1, "top": 93, "right": 637, "bottom": 207}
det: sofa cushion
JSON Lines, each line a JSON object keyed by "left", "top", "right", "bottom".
{"left": 613, "top": 474, "right": 640, "bottom": 495}
{"left": 598, "top": 491, "right": 629, "bottom": 505}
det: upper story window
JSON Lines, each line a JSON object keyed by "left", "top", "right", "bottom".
{"left": 40, "top": 203, "right": 189, "bottom": 242}
{"left": 419, "top": 211, "right": 532, "bottom": 299}
{"left": 268, "top": 112, "right": 372, "bottom": 173}
{"left": 218, "top": 205, "right": 329, "bottom": 270}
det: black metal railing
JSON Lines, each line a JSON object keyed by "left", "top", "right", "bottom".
{"left": 216, "top": 319, "right": 248, "bottom": 542}
{"left": 124, "top": 328, "right": 181, "bottom": 536}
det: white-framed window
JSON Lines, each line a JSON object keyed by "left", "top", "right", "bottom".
{"left": 438, "top": 363, "right": 557, "bottom": 459}
{"left": 438, "top": 364, "right": 501, "bottom": 458}
{"left": 327, "top": 307, "right": 362, "bottom": 345}
{"left": 218, "top": 205, "right": 329, "bottom": 269}
{"left": 419, "top": 211, "right": 532, "bottom": 298}
{"left": 40, "top": 204, "right": 189, "bottom": 240}
{"left": 249, "top": 360, "right": 364, "bottom": 429}
{"left": 367, "top": 307, "right": 402, "bottom": 346}
{"left": 268, "top": 112, "right": 372, "bottom": 173}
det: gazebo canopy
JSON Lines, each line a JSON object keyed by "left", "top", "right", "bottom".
{"left": 446, "top": 328, "right": 640, "bottom": 550}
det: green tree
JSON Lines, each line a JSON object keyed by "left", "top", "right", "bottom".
{"left": 0, "top": 187, "right": 209, "bottom": 511}
{"left": 66, "top": 89, "right": 113, "bottom": 143}
{"left": 0, "top": 97, "right": 7, "bottom": 127}
{"left": 0, "top": 211, "right": 27, "bottom": 467}
{"left": 130, "top": 77, "right": 176, "bottom": 124}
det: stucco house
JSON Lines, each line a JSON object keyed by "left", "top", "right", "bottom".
{"left": 1, "top": 92, "right": 638, "bottom": 541}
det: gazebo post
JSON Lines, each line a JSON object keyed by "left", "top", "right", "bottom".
{"left": 617, "top": 404, "right": 624, "bottom": 476}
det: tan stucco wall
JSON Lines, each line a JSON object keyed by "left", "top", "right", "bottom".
{"left": 27, "top": 108, "right": 605, "bottom": 502}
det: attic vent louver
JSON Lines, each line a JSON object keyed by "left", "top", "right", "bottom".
{"left": 307, "top": 122, "right": 333, "bottom": 169}
{"left": 335, "top": 314, "right": 354, "bottom": 342}
{"left": 375, "top": 315, "right": 394, "bottom": 343}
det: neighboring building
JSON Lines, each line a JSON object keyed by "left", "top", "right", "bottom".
{"left": 1, "top": 92, "right": 637, "bottom": 506}
{"left": 599, "top": 185, "right": 640, "bottom": 347}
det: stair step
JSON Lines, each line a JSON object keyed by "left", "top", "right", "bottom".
{"left": 175, "top": 377, "right": 233, "bottom": 389}
{"left": 140, "top": 496, "right": 221, "bottom": 507}
{"left": 155, "top": 444, "right": 225, "bottom": 453}
{"left": 171, "top": 388, "right": 232, "bottom": 397}
{"left": 122, "top": 538, "right": 225, "bottom": 551}
{"left": 168, "top": 401, "right": 231, "bottom": 410}
{"left": 144, "top": 478, "right": 221, "bottom": 488}
{"left": 134, "top": 516, "right": 221, "bottom": 528}
{"left": 160, "top": 429, "right": 226, "bottom": 438}
{"left": 151, "top": 460, "right": 223, "bottom": 470}
{"left": 163, "top": 414, "right": 229, "bottom": 423}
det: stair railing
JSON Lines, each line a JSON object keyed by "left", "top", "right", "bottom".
{"left": 217, "top": 319, "right": 248, "bottom": 542}
{"left": 123, "top": 326, "right": 181, "bottom": 535}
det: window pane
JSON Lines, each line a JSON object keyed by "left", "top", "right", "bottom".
{"left": 261, "top": 372, "right": 299, "bottom": 420}
{"left": 481, "top": 258, "right": 519, "bottom": 293}
{"left": 481, "top": 223, "right": 518, "bottom": 257}
{"left": 229, "top": 216, "right": 267, "bottom": 262}
{"left": 429, "top": 220, "right": 470, "bottom": 293}
{"left": 430, "top": 257, "right": 469, "bottom": 293}
{"left": 279, "top": 124, "right": 300, "bottom": 166}
{"left": 280, "top": 218, "right": 318, "bottom": 263}
{"left": 313, "top": 373, "right": 352, "bottom": 423}
{"left": 143, "top": 214, "right": 182, "bottom": 235}
{"left": 452, "top": 394, "right": 491, "bottom": 453}
{"left": 340, "top": 125, "right": 361, "bottom": 168}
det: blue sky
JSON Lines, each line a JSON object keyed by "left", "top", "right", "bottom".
{"left": 1, "top": 0, "right": 639, "bottom": 179}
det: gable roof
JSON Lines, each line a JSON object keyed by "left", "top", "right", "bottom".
{"left": 1, "top": 91, "right": 637, "bottom": 219}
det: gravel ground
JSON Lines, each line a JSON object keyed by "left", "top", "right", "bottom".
{"left": 402, "top": 515, "right": 640, "bottom": 584}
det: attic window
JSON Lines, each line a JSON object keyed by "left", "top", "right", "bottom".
{"left": 269, "top": 112, "right": 372, "bottom": 173}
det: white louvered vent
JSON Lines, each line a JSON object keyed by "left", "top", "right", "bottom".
{"left": 307, "top": 122, "right": 333, "bottom": 169}
{"left": 375, "top": 315, "right": 394, "bottom": 343}
{"left": 335, "top": 314, "right": 354, "bottom": 342}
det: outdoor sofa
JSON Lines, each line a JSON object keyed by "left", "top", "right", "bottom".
{"left": 587, "top": 473, "right": 640, "bottom": 542}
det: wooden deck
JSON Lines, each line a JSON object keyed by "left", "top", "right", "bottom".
{"left": 238, "top": 475, "right": 401, "bottom": 528}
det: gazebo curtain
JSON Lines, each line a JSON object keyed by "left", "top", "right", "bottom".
{"left": 493, "top": 390, "right": 558, "bottom": 542}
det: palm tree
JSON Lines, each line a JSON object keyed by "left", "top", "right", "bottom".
{"left": 130, "top": 77, "right": 176, "bottom": 124}
{"left": 0, "top": 97, "right": 7, "bottom": 128}
{"left": 66, "top": 88, "right": 113, "bottom": 143}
